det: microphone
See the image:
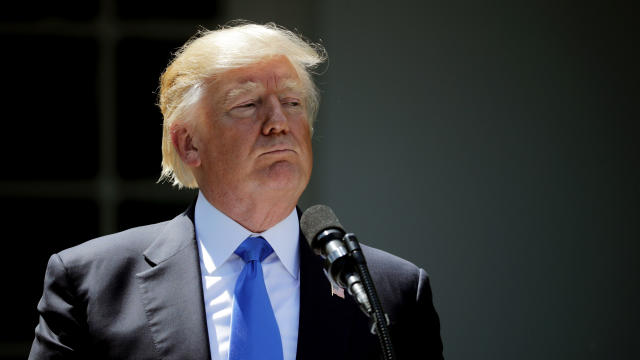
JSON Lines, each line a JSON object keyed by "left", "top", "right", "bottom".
{"left": 300, "top": 205, "right": 371, "bottom": 313}
{"left": 301, "top": 204, "right": 396, "bottom": 360}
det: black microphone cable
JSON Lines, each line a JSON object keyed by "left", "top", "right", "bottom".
{"left": 343, "top": 233, "right": 396, "bottom": 360}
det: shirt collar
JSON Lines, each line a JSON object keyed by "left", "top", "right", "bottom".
{"left": 194, "top": 191, "right": 299, "bottom": 279}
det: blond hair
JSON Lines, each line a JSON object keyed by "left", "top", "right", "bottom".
{"left": 158, "top": 21, "right": 326, "bottom": 188}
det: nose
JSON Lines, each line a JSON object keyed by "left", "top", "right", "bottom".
{"left": 262, "top": 95, "right": 289, "bottom": 136}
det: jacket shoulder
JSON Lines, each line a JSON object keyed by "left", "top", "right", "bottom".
{"left": 359, "top": 244, "right": 425, "bottom": 317}
{"left": 361, "top": 244, "right": 424, "bottom": 277}
{"left": 57, "top": 220, "right": 171, "bottom": 268}
{"left": 361, "top": 244, "right": 426, "bottom": 295}
{"left": 359, "top": 244, "right": 443, "bottom": 359}
{"left": 46, "top": 218, "right": 186, "bottom": 312}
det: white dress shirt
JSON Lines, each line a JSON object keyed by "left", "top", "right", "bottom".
{"left": 194, "top": 191, "right": 300, "bottom": 360}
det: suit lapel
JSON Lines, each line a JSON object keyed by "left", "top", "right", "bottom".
{"left": 135, "top": 208, "right": 211, "bottom": 360}
{"left": 296, "top": 232, "right": 359, "bottom": 360}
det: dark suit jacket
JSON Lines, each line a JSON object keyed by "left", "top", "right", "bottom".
{"left": 29, "top": 205, "right": 443, "bottom": 359}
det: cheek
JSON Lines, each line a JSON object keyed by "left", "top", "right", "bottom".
{"left": 298, "top": 127, "right": 313, "bottom": 168}
{"left": 301, "top": 134, "right": 312, "bottom": 157}
{"left": 199, "top": 132, "right": 239, "bottom": 170}
{"left": 297, "top": 120, "right": 313, "bottom": 150}
{"left": 210, "top": 118, "right": 256, "bottom": 154}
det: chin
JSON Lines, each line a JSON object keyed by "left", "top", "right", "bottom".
{"left": 261, "top": 162, "right": 309, "bottom": 193}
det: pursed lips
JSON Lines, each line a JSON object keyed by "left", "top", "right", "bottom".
{"left": 259, "top": 146, "right": 296, "bottom": 157}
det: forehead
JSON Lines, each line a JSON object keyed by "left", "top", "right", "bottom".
{"left": 218, "top": 56, "right": 301, "bottom": 90}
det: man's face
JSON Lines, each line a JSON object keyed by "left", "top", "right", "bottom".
{"left": 192, "top": 56, "right": 313, "bottom": 206}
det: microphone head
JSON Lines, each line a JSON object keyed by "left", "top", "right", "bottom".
{"left": 300, "top": 204, "right": 345, "bottom": 245}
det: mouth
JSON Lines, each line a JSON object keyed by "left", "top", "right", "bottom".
{"left": 260, "top": 146, "right": 296, "bottom": 156}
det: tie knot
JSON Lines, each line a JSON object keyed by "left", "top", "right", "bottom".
{"left": 235, "top": 236, "right": 273, "bottom": 263}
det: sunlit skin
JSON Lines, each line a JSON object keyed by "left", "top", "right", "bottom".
{"left": 171, "top": 56, "right": 313, "bottom": 232}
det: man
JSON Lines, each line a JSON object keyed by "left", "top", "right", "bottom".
{"left": 29, "top": 22, "right": 443, "bottom": 359}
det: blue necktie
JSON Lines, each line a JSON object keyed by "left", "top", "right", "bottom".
{"left": 229, "top": 236, "right": 284, "bottom": 360}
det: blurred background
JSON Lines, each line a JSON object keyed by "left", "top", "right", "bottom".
{"left": 1, "top": 0, "right": 638, "bottom": 359}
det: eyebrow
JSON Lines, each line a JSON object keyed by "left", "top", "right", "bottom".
{"left": 224, "top": 81, "right": 261, "bottom": 106}
{"left": 278, "top": 79, "right": 305, "bottom": 94}
{"left": 223, "top": 79, "right": 306, "bottom": 106}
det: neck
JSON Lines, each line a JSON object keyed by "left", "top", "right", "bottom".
{"left": 199, "top": 188, "right": 297, "bottom": 233}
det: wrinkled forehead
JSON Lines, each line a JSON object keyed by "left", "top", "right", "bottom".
{"left": 225, "top": 56, "right": 302, "bottom": 86}
{"left": 225, "top": 78, "right": 303, "bottom": 99}
{"left": 218, "top": 57, "right": 305, "bottom": 97}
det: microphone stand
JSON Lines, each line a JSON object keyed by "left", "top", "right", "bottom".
{"left": 343, "top": 233, "right": 396, "bottom": 360}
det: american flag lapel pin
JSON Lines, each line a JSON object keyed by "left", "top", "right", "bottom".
{"left": 331, "top": 284, "right": 345, "bottom": 299}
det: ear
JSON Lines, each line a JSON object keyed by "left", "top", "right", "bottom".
{"left": 170, "top": 123, "right": 201, "bottom": 167}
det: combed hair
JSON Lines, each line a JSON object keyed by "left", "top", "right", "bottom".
{"left": 158, "top": 21, "right": 327, "bottom": 188}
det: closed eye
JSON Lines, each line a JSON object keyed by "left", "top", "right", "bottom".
{"left": 228, "top": 100, "right": 258, "bottom": 117}
{"left": 281, "top": 97, "right": 302, "bottom": 107}
{"left": 237, "top": 102, "right": 256, "bottom": 108}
